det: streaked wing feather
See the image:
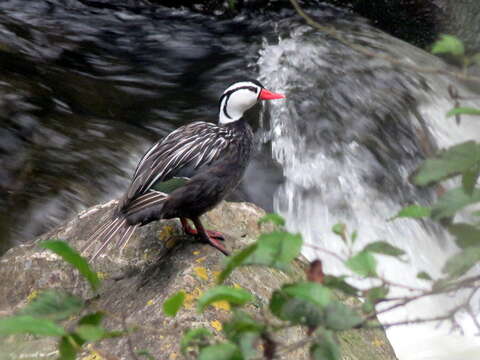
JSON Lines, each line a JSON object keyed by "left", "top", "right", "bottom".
{"left": 90, "top": 218, "right": 128, "bottom": 260}
{"left": 124, "top": 190, "right": 167, "bottom": 215}
{"left": 124, "top": 122, "right": 230, "bottom": 205}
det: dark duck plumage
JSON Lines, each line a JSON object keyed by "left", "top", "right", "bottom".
{"left": 83, "top": 80, "right": 285, "bottom": 260}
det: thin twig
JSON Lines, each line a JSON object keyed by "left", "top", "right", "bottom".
{"left": 276, "top": 336, "right": 314, "bottom": 358}
{"left": 365, "top": 302, "right": 465, "bottom": 329}
{"left": 303, "top": 242, "right": 347, "bottom": 263}
{"left": 377, "top": 274, "right": 426, "bottom": 292}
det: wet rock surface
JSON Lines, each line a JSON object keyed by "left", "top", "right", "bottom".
{"left": 0, "top": 201, "right": 396, "bottom": 359}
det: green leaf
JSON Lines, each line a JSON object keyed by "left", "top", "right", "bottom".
{"left": 217, "top": 244, "right": 258, "bottom": 284}
{"left": 324, "top": 301, "right": 362, "bottom": 330}
{"left": 180, "top": 328, "right": 212, "bottom": 354}
{"left": 362, "top": 241, "right": 405, "bottom": 257}
{"left": 78, "top": 312, "right": 104, "bottom": 326}
{"left": 197, "top": 286, "right": 253, "bottom": 312}
{"left": 163, "top": 291, "right": 185, "bottom": 317}
{"left": 432, "top": 35, "right": 464, "bottom": 56}
{"left": 244, "top": 231, "right": 302, "bottom": 271}
{"left": 39, "top": 240, "right": 100, "bottom": 292}
{"left": 59, "top": 336, "right": 77, "bottom": 360}
{"left": 20, "top": 290, "right": 83, "bottom": 321}
{"left": 236, "top": 331, "right": 260, "bottom": 360}
{"left": 198, "top": 342, "right": 242, "bottom": 360}
{"left": 310, "top": 331, "right": 341, "bottom": 360}
{"left": 442, "top": 246, "right": 480, "bottom": 278}
{"left": 365, "top": 286, "right": 389, "bottom": 304}
{"left": 258, "top": 213, "right": 285, "bottom": 226}
{"left": 269, "top": 291, "right": 324, "bottom": 327}
{"left": 414, "top": 141, "right": 480, "bottom": 186}
{"left": 462, "top": 167, "right": 479, "bottom": 196}
{"left": 361, "top": 286, "right": 389, "bottom": 314}
{"left": 270, "top": 283, "right": 331, "bottom": 327}
{"left": 332, "top": 223, "right": 347, "bottom": 242}
{"left": 417, "top": 271, "right": 432, "bottom": 281}
{"left": 0, "top": 315, "right": 66, "bottom": 336}
{"left": 431, "top": 187, "right": 480, "bottom": 220}
{"left": 432, "top": 278, "right": 453, "bottom": 291}
{"left": 222, "top": 312, "right": 263, "bottom": 359}
{"left": 322, "top": 275, "right": 358, "bottom": 296}
{"left": 282, "top": 282, "right": 331, "bottom": 308}
{"left": 448, "top": 223, "right": 480, "bottom": 248}
{"left": 366, "top": 286, "right": 389, "bottom": 301}
{"left": 390, "top": 205, "right": 431, "bottom": 220}
{"left": 351, "top": 231, "right": 358, "bottom": 244}
{"left": 75, "top": 325, "right": 109, "bottom": 342}
{"left": 446, "top": 107, "right": 480, "bottom": 118}
{"left": 222, "top": 310, "right": 264, "bottom": 342}
{"left": 346, "top": 251, "right": 377, "bottom": 277}
{"left": 136, "top": 350, "right": 156, "bottom": 360}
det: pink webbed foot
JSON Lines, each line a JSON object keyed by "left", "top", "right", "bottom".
{"left": 180, "top": 217, "right": 229, "bottom": 256}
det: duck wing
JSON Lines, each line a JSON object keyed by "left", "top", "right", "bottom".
{"left": 120, "top": 121, "right": 230, "bottom": 211}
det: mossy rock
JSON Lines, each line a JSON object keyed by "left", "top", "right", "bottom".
{"left": 0, "top": 201, "right": 396, "bottom": 359}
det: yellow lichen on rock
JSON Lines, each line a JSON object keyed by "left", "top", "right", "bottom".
{"left": 193, "top": 267, "right": 209, "bottom": 281}
{"left": 26, "top": 290, "right": 39, "bottom": 303}
{"left": 81, "top": 354, "right": 103, "bottom": 360}
{"left": 210, "top": 320, "right": 222, "bottom": 332}
{"left": 158, "top": 225, "right": 177, "bottom": 247}
{"left": 81, "top": 345, "right": 104, "bottom": 360}
{"left": 184, "top": 287, "right": 203, "bottom": 309}
{"left": 165, "top": 238, "right": 177, "bottom": 249}
{"left": 212, "top": 270, "right": 221, "bottom": 280}
{"left": 211, "top": 300, "right": 231, "bottom": 311}
{"left": 195, "top": 256, "right": 207, "bottom": 263}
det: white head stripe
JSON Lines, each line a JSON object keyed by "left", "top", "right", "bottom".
{"left": 219, "top": 81, "right": 262, "bottom": 124}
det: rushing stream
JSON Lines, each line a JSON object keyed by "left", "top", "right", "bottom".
{"left": 1, "top": 1, "right": 480, "bottom": 359}
{"left": 258, "top": 17, "right": 480, "bottom": 360}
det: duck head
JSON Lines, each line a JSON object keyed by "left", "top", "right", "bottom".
{"left": 218, "top": 79, "right": 285, "bottom": 125}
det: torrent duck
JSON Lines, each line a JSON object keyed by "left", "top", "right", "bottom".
{"left": 83, "top": 80, "right": 285, "bottom": 259}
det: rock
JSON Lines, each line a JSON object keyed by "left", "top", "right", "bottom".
{"left": 0, "top": 201, "right": 396, "bottom": 359}
{"left": 324, "top": 0, "right": 441, "bottom": 48}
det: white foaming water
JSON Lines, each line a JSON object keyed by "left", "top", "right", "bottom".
{"left": 258, "top": 25, "right": 480, "bottom": 360}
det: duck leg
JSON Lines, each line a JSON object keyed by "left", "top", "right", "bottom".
{"left": 180, "top": 217, "right": 225, "bottom": 241}
{"left": 186, "top": 217, "right": 229, "bottom": 256}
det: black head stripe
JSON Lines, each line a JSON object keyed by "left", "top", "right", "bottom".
{"left": 247, "top": 79, "right": 264, "bottom": 88}
{"left": 219, "top": 85, "right": 260, "bottom": 118}
{"left": 222, "top": 86, "right": 258, "bottom": 99}
{"left": 228, "top": 78, "right": 264, "bottom": 88}
{"left": 222, "top": 93, "right": 232, "bottom": 119}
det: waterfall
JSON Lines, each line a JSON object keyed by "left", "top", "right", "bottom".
{"left": 258, "top": 22, "right": 480, "bottom": 360}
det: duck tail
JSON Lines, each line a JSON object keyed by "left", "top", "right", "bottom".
{"left": 122, "top": 190, "right": 169, "bottom": 226}
{"left": 81, "top": 216, "right": 138, "bottom": 261}
{"left": 82, "top": 190, "right": 167, "bottom": 261}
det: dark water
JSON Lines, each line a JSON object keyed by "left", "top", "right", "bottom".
{"left": 0, "top": 0, "right": 451, "bottom": 255}
{"left": 0, "top": 0, "right": 297, "bottom": 253}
